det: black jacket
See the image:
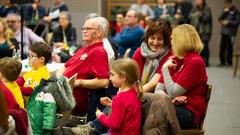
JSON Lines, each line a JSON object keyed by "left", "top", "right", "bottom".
{"left": 51, "top": 24, "right": 77, "bottom": 47}
{"left": 218, "top": 6, "right": 240, "bottom": 36}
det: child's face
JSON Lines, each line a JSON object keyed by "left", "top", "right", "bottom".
{"left": 109, "top": 69, "right": 124, "bottom": 88}
{"left": 28, "top": 50, "right": 42, "bottom": 69}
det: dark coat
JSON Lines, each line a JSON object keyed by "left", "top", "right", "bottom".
{"left": 51, "top": 24, "right": 77, "bottom": 47}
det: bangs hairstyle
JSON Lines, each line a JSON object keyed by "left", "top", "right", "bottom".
{"left": 29, "top": 42, "right": 52, "bottom": 64}
{"left": 144, "top": 20, "right": 172, "bottom": 49}
{"left": 171, "top": 24, "right": 203, "bottom": 58}
{"left": 111, "top": 58, "right": 143, "bottom": 99}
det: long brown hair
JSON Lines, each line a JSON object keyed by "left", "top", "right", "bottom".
{"left": 111, "top": 58, "right": 143, "bottom": 99}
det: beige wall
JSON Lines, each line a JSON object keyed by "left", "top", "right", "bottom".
{"left": 41, "top": 0, "right": 240, "bottom": 58}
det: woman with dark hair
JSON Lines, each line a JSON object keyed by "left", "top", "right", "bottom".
{"left": 132, "top": 19, "right": 172, "bottom": 92}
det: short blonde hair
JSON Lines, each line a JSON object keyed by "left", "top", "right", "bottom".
{"left": 171, "top": 24, "right": 203, "bottom": 58}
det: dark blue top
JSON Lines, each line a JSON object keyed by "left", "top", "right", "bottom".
{"left": 218, "top": 6, "right": 240, "bottom": 36}
{"left": 0, "top": 4, "right": 18, "bottom": 17}
{"left": 113, "top": 25, "right": 144, "bottom": 58}
{"left": 0, "top": 41, "right": 13, "bottom": 58}
{"left": 23, "top": 4, "right": 46, "bottom": 22}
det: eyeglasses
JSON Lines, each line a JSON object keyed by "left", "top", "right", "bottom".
{"left": 81, "top": 27, "right": 99, "bottom": 31}
{"left": 28, "top": 54, "right": 38, "bottom": 59}
{"left": 7, "top": 20, "right": 17, "bottom": 24}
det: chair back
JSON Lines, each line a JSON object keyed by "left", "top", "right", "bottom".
{"left": 199, "top": 84, "right": 212, "bottom": 129}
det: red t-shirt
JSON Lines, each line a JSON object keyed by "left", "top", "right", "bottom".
{"left": 98, "top": 87, "right": 141, "bottom": 135}
{"left": 132, "top": 48, "right": 173, "bottom": 79}
{"left": 159, "top": 52, "right": 208, "bottom": 125}
{"left": 64, "top": 42, "right": 109, "bottom": 114}
{"left": 0, "top": 81, "right": 19, "bottom": 110}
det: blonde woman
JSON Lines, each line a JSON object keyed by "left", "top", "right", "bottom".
{"left": 0, "top": 17, "right": 18, "bottom": 58}
{"left": 155, "top": 24, "right": 208, "bottom": 129}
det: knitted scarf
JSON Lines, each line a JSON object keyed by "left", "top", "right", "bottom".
{"left": 141, "top": 42, "right": 168, "bottom": 84}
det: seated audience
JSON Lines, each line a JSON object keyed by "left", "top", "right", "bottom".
{"left": 0, "top": 0, "right": 18, "bottom": 17}
{"left": 51, "top": 11, "right": 77, "bottom": 63}
{"left": 155, "top": 24, "right": 208, "bottom": 129}
{"left": 153, "top": 0, "right": 174, "bottom": 23}
{"left": 0, "top": 17, "right": 19, "bottom": 59}
{"left": 24, "top": 0, "right": 47, "bottom": 26}
{"left": 132, "top": 20, "right": 172, "bottom": 92}
{"left": 6, "top": 13, "right": 44, "bottom": 59}
{"left": 43, "top": 0, "right": 69, "bottom": 31}
{"left": 113, "top": 10, "right": 145, "bottom": 58}
{"left": 129, "top": 0, "right": 155, "bottom": 20}
{"left": 110, "top": 11, "right": 126, "bottom": 37}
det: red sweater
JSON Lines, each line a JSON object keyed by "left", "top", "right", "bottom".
{"left": 98, "top": 88, "right": 141, "bottom": 135}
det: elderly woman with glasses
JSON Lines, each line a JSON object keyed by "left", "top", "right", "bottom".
{"left": 51, "top": 11, "right": 77, "bottom": 63}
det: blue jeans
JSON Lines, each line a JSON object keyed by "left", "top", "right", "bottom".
{"left": 174, "top": 105, "right": 195, "bottom": 129}
{"left": 90, "top": 107, "right": 110, "bottom": 134}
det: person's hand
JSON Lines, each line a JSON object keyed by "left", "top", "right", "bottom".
{"left": 149, "top": 73, "right": 161, "bottom": 85}
{"left": 96, "top": 108, "right": 103, "bottom": 118}
{"left": 54, "top": 42, "right": 64, "bottom": 49}
{"left": 172, "top": 96, "right": 187, "bottom": 105}
{"left": 222, "top": 20, "right": 229, "bottom": 26}
{"left": 43, "top": 16, "right": 52, "bottom": 22}
{"left": 174, "top": 13, "right": 182, "bottom": 20}
{"left": 100, "top": 97, "right": 112, "bottom": 107}
{"left": 224, "top": 7, "right": 230, "bottom": 12}
{"left": 51, "top": 53, "right": 61, "bottom": 63}
{"left": 163, "top": 58, "right": 177, "bottom": 69}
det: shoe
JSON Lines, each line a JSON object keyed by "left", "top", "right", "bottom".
{"left": 71, "top": 123, "right": 94, "bottom": 135}
{"left": 217, "top": 64, "right": 225, "bottom": 67}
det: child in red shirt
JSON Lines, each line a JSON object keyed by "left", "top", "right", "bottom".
{"left": 72, "top": 58, "right": 143, "bottom": 135}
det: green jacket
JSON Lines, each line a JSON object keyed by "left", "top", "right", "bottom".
{"left": 27, "top": 86, "right": 56, "bottom": 135}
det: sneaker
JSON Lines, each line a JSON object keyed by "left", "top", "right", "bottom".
{"left": 71, "top": 123, "right": 95, "bottom": 135}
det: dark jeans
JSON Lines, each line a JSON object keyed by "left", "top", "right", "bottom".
{"left": 219, "top": 34, "right": 234, "bottom": 65}
{"left": 90, "top": 107, "right": 111, "bottom": 134}
{"left": 87, "top": 89, "right": 107, "bottom": 122}
{"left": 174, "top": 105, "right": 195, "bottom": 129}
{"left": 200, "top": 40, "right": 210, "bottom": 66}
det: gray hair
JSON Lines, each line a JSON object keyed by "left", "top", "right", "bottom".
{"left": 7, "top": 13, "right": 21, "bottom": 21}
{"left": 85, "top": 13, "right": 100, "bottom": 20}
{"left": 60, "top": 11, "right": 71, "bottom": 21}
{"left": 95, "top": 17, "right": 109, "bottom": 38}
{"left": 86, "top": 15, "right": 109, "bottom": 38}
